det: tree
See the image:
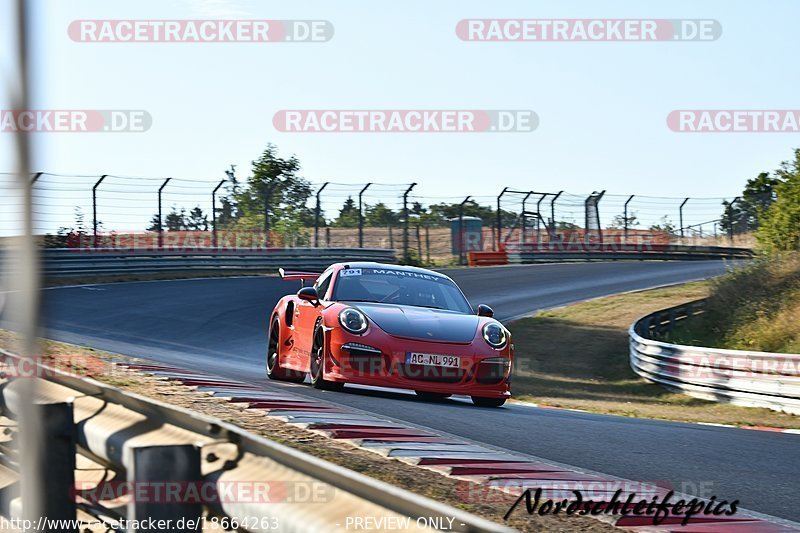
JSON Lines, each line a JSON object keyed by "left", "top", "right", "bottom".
{"left": 720, "top": 172, "right": 781, "bottom": 233}
{"left": 216, "top": 165, "right": 242, "bottom": 227}
{"left": 186, "top": 206, "right": 209, "bottom": 231}
{"left": 164, "top": 207, "right": 187, "bottom": 231}
{"left": 333, "top": 197, "right": 359, "bottom": 227}
{"left": 235, "top": 144, "right": 314, "bottom": 228}
{"left": 364, "top": 203, "right": 398, "bottom": 226}
{"left": 146, "top": 214, "right": 161, "bottom": 232}
{"left": 649, "top": 216, "right": 675, "bottom": 234}
{"left": 757, "top": 149, "right": 800, "bottom": 250}
{"left": 609, "top": 211, "right": 639, "bottom": 230}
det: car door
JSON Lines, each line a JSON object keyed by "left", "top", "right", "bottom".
{"left": 292, "top": 269, "right": 333, "bottom": 369}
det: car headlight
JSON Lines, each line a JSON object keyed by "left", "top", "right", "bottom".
{"left": 339, "top": 307, "right": 368, "bottom": 334}
{"left": 482, "top": 322, "right": 508, "bottom": 349}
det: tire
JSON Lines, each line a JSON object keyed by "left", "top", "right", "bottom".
{"left": 471, "top": 396, "right": 507, "bottom": 408}
{"left": 310, "top": 325, "right": 344, "bottom": 391}
{"left": 414, "top": 391, "right": 452, "bottom": 401}
{"left": 266, "top": 317, "right": 306, "bottom": 383}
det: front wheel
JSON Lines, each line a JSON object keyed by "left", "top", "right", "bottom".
{"left": 266, "top": 317, "right": 306, "bottom": 383}
{"left": 471, "top": 396, "right": 506, "bottom": 408}
{"left": 310, "top": 326, "right": 344, "bottom": 391}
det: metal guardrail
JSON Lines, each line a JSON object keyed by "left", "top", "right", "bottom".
{"left": 3, "top": 248, "right": 397, "bottom": 278}
{"left": 0, "top": 349, "right": 513, "bottom": 532}
{"left": 469, "top": 244, "right": 754, "bottom": 266}
{"left": 629, "top": 300, "right": 800, "bottom": 415}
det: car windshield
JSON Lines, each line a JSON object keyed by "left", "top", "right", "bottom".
{"left": 332, "top": 267, "right": 473, "bottom": 314}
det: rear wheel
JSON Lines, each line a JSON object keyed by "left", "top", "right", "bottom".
{"left": 266, "top": 317, "right": 306, "bottom": 383}
{"left": 415, "top": 391, "right": 452, "bottom": 401}
{"left": 471, "top": 396, "right": 506, "bottom": 408}
{"left": 310, "top": 326, "right": 344, "bottom": 391}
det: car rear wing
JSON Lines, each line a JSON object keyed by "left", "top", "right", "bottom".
{"left": 278, "top": 268, "right": 321, "bottom": 286}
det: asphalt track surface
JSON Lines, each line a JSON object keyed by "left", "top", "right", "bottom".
{"left": 19, "top": 261, "right": 800, "bottom": 521}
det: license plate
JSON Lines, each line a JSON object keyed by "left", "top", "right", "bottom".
{"left": 406, "top": 352, "right": 460, "bottom": 368}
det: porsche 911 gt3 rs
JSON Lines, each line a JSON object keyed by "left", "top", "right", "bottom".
{"left": 266, "top": 262, "right": 512, "bottom": 407}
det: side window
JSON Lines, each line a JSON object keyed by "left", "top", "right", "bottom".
{"left": 315, "top": 271, "right": 333, "bottom": 300}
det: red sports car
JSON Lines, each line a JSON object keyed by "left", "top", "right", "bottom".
{"left": 266, "top": 262, "right": 512, "bottom": 407}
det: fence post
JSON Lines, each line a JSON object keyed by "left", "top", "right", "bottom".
{"left": 496, "top": 187, "right": 508, "bottom": 251}
{"left": 458, "top": 195, "right": 472, "bottom": 265}
{"left": 416, "top": 223, "right": 422, "bottom": 263}
{"left": 624, "top": 194, "right": 634, "bottom": 244}
{"left": 521, "top": 191, "right": 533, "bottom": 244}
{"left": 425, "top": 223, "right": 431, "bottom": 263}
{"left": 125, "top": 444, "right": 202, "bottom": 530}
{"left": 157, "top": 177, "right": 171, "bottom": 249}
{"left": 727, "top": 196, "right": 741, "bottom": 244}
{"left": 314, "top": 182, "right": 329, "bottom": 247}
{"left": 679, "top": 197, "right": 689, "bottom": 239}
{"left": 211, "top": 179, "right": 225, "bottom": 248}
{"left": 549, "top": 190, "right": 562, "bottom": 240}
{"left": 19, "top": 401, "right": 77, "bottom": 531}
{"left": 402, "top": 183, "right": 417, "bottom": 263}
{"left": 535, "top": 193, "right": 547, "bottom": 245}
{"left": 263, "top": 182, "right": 278, "bottom": 247}
{"left": 584, "top": 190, "right": 605, "bottom": 244}
{"left": 92, "top": 174, "right": 107, "bottom": 248}
{"left": 358, "top": 183, "right": 372, "bottom": 248}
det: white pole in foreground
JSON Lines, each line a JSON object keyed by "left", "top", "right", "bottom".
{"left": 9, "top": 0, "right": 45, "bottom": 524}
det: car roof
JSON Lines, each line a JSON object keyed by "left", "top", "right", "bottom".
{"left": 331, "top": 262, "right": 454, "bottom": 281}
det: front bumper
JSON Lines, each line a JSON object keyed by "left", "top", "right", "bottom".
{"left": 324, "top": 330, "right": 512, "bottom": 398}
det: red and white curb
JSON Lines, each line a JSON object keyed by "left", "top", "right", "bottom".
{"left": 118, "top": 360, "right": 800, "bottom": 532}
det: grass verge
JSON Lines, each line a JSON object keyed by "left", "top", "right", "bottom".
{"left": 510, "top": 281, "right": 800, "bottom": 428}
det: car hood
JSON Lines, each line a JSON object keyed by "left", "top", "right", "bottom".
{"left": 351, "top": 302, "right": 479, "bottom": 343}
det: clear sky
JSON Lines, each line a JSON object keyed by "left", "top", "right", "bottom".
{"left": 2, "top": 0, "right": 800, "bottom": 235}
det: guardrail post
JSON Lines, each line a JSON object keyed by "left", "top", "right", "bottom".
{"left": 402, "top": 183, "right": 417, "bottom": 263}
{"left": 679, "top": 197, "right": 689, "bottom": 239}
{"left": 19, "top": 401, "right": 76, "bottom": 531}
{"left": 358, "top": 183, "right": 372, "bottom": 248}
{"left": 125, "top": 444, "right": 202, "bottom": 530}
{"left": 211, "top": 179, "right": 225, "bottom": 248}
{"left": 495, "top": 187, "right": 508, "bottom": 251}
{"left": 92, "top": 174, "right": 107, "bottom": 248}
{"left": 314, "top": 182, "right": 329, "bottom": 247}
{"left": 157, "top": 178, "right": 171, "bottom": 249}
{"left": 624, "top": 195, "right": 634, "bottom": 244}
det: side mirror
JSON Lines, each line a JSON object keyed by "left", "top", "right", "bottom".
{"left": 477, "top": 304, "right": 494, "bottom": 317}
{"left": 298, "top": 287, "right": 320, "bottom": 306}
